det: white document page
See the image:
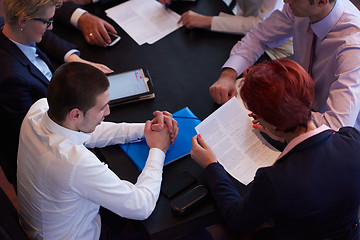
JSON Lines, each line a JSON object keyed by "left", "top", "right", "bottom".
{"left": 105, "top": 0, "right": 181, "bottom": 45}
{"left": 195, "top": 97, "right": 280, "bottom": 185}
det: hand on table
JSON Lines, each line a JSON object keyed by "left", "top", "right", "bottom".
{"left": 78, "top": 13, "right": 117, "bottom": 47}
{"left": 67, "top": 54, "right": 113, "bottom": 74}
{"left": 209, "top": 68, "right": 238, "bottom": 104}
{"left": 151, "top": 111, "right": 179, "bottom": 145}
{"left": 178, "top": 11, "right": 213, "bottom": 29}
{"left": 146, "top": 111, "right": 179, "bottom": 154}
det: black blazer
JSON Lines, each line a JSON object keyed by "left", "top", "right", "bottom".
{"left": 0, "top": 26, "right": 76, "bottom": 187}
{"left": 205, "top": 127, "right": 360, "bottom": 239}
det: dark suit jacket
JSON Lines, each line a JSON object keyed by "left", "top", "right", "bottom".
{"left": 205, "top": 127, "right": 360, "bottom": 239}
{"left": 0, "top": 26, "right": 76, "bottom": 187}
{"left": 54, "top": 1, "right": 119, "bottom": 24}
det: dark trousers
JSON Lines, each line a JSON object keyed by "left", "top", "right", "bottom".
{"left": 99, "top": 207, "right": 146, "bottom": 240}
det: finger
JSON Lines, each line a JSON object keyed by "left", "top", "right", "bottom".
{"left": 171, "top": 118, "right": 178, "bottom": 136}
{"left": 252, "top": 119, "right": 260, "bottom": 124}
{"left": 98, "top": 23, "right": 112, "bottom": 45}
{"left": 196, "top": 134, "right": 208, "bottom": 148}
{"left": 230, "top": 88, "right": 237, "bottom": 99}
{"left": 161, "top": 111, "right": 172, "bottom": 118}
{"left": 178, "top": 15, "right": 184, "bottom": 24}
{"left": 104, "top": 21, "right": 117, "bottom": 35}
{"left": 172, "top": 124, "right": 179, "bottom": 144}
{"left": 210, "top": 87, "right": 221, "bottom": 104}
{"left": 94, "top": 29, "right": 109, "bottom": 47}
{"left": 191, "top": 135, "right": 200, "bottom": 148}
{"left": 209, "top": 85, "right": 216, "bottom": 102}
{"left": 219, "top": 88, "right": 229, "bottom": 104}
{"left": 170, "top": 120, "right": 178, "bottom": 145}
{"left": 151, "top": 111, "right": 164, "bottom": 131}
{"left": 96, "top": 64, "right": 113, "bottom": 74}
{"left": 144, "top": 120, "right": 152, "bottom": 133}
{"left": 162, "top": 115, "right": 173, "bottom": 134}
{"left": 253, "top": 123, "right": 265, "bottom": 133}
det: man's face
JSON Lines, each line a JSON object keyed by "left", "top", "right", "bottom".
{"left": 78, "top": 90, "right": 110, "bottom": 133}
{"left": 284, "top": 0, "right": 317, "bottom": 17}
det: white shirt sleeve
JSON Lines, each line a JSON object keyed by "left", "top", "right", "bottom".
{"left": 70, "top": 8, "right": 87, "bottom": 28}
{"left": 71, "top": 146, "right": 165, "bottom": 220}
{"left": 84, "top": 122, "right": 145, "bottom": 148}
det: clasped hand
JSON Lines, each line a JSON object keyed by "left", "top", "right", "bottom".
{"left": 144, "top": 111, "right": 179, "bottom": 154}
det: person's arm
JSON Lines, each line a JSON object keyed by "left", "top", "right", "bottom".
{"left": 178, "top": 11, "right": 213, "bottom": 29}
{"left": 190, "top": 135, "right": 275, "bottom": 232}
{"left": 211, "top": 0, "right": 284, "bottom": 35}
{"left": 311, "top": 47, "right": 360, "bottom": 130}
{"left": 55, "top": 2, "right": 117, "bottom": 47}
{"left": 73, "top": 116, "right": 172, "bottom": 220}
{"left": 204, "top": 163, "right": 275, "bottom": 232}
{"left": 84, "top": 111, "right": 178, "bottom": 148}
{"left": 37, "top": 30, "right": 77, "bottom": 62}
{"left": 209, "top": 6, "right": 294, "bottom": 104}
{"left": 37, "top": 30, "right": 113, "bottom": 73}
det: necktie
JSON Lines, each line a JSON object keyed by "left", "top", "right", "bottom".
{"left": 303, "top": 24, "right": 317, "bottom": 76}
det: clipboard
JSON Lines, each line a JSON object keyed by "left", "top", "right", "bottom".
{"left": 107, "top": 68, "right": 155, "bottom": 107}
{"left": 119, "top": 107, "right": 201, "bottom": 171}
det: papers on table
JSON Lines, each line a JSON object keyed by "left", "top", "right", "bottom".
{"left": 195, "top": 97, "right": 280, "bottom": 185}
{"left": 105, "top": 0, "right": 181, "bottom": 45}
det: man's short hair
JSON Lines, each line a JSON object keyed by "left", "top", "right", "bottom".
{"left": 4, "top": 0, "right": 61, "bottom": 25}
{"left": 240, "top": 58, "right": 314, "bottom": 133}
{"left": 47, "top": 62, "right": 110, "bottom": 123}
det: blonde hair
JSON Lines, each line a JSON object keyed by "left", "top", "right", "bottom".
{"left": 4, "top": 0, "right": 62, "bottom": 25}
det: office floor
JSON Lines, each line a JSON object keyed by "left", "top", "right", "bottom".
{"left": 0, "top": 166, "right": 18, "bottom": 209}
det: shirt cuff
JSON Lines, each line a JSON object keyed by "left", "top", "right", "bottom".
{"left": 147, "top": 148, "right": 166, "bottom": 168}
{"left": 92, "top": 0, "right": 100, "bottom": 3}
{"left": 70, "top": 8, "right": 87, "bottom": 28}
{"left": 222, "top": 55, "right": 251, "bottom": 76}
{"left": 64, "top": 49, "right": 80, "bottom": 62}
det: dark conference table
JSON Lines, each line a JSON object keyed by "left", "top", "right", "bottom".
{"left": 53, "top": 0, "right": 248, "bottom": 239}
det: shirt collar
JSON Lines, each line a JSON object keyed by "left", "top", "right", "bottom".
{"left": 275, "top": 124, "right": 331, "bottom": 161}
{"left": 12, "top": 41, "right": 37, "bottom": 62}
{"left": 311, "top": 0, "right": 342, "bottom": 40}
{"left": 40, "top": 111, "right": 91, "bottom": 145}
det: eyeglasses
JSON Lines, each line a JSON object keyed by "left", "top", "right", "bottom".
{"left": 33, "top": 17, "right": 54, "bottom": 28}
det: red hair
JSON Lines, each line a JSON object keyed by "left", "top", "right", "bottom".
{"left": 240, "top": 58, "right": 314, "bottom": 132}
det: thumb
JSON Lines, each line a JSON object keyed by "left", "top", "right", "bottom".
{"left": 196, "top": 134, "right": 208, "bottom": 148}
{"left": 144, "top": 120, "right": 152, "bottom": 133}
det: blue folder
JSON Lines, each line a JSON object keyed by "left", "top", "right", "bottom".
{"left": 119, "top": 107, "right": 201, "bottom": 171}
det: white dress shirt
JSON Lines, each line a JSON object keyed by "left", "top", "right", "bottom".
{"left": 17, "top": 98, "right": 165, "bottom": 240}
{"left": 223, "top": 0, "right": 360, "bottom": 131}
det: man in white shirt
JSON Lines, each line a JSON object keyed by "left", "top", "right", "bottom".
{"left": 17, "top": 62, "right": 178, "bottom": 240}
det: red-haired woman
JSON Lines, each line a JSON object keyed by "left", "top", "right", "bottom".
{"left": 190, "top": 59, "right": 360, "bottom": 239}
